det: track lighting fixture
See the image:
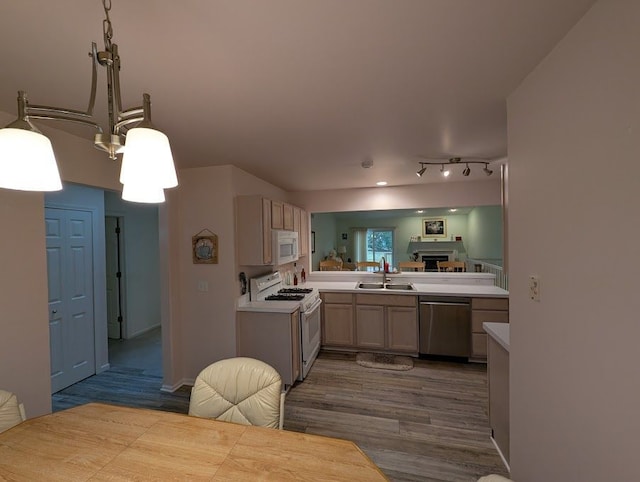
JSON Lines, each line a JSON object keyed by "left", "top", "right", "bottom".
{"left": 0, "top": 0, "right": 177, "bottom": 202}
{"left": 415, "top": 157, "right": 493, "bottom": 178}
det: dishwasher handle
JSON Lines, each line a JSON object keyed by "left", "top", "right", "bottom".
{"left": 420, "top": 301, "right": 469, "bottom": 307}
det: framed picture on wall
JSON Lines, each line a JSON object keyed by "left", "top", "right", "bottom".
{"left": 422, "top": 218, "right": 447, "bottom": 238}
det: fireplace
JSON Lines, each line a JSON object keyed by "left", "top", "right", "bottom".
{"left": 421, "top": 254, "right": 450, "bottom": 272}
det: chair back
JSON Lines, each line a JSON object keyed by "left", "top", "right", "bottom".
{"left": 189, "top": 357, "right": 283, "bottom": 429}
{"left": 0, "top": 390, "right": 26, "bottom": 434}
{"left": 398, "top": 261, "right": 425, "bottom": 272}
{"left": 356, "top": 261, "right": 380, "bottom": 271}
{"left": 319, "top": 259, "right": 342, "bottom": 271}
{"left": 437, "top": 261, "right": 467, "bottom": 272}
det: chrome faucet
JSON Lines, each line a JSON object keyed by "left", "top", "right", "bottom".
{"left": 380, "top": 257, "right": 391, "bottom": 283}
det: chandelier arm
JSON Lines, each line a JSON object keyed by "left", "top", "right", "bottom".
{"left": 27, "top": 113, "right": 104, "bottom": 133}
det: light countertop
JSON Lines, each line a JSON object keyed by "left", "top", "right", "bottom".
{"left": 483, "top": 322, "right": 510, "bottom": 352}
{"left": 237, "top": 279, "right": 508, "bottom": 313}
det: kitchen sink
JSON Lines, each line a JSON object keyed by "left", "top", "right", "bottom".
{"left": 356, "top": 282, "right": 415, "bottom": 291}
{"left": 384, "top": 283, "right": 415, "bottom": 291}
{"left": 357, "top": 282, "right": 385, "bottom": 289}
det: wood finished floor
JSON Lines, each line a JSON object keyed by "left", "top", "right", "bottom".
{"left": 53, "top": 348, "right": 508, "bottom": 482}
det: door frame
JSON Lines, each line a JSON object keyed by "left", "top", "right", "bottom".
{"left": 105, "top": 214, "right": 127, "bottom": 339}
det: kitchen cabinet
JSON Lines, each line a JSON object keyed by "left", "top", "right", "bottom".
{"left": 485, "top": 323, "right": 510, "bottom": 466}
{"left": 283, "top": 203, "right": 294, "bottom": 230}
{"left": 236, "top": 195, "right": 272, "bottom": 265}
{"left": 355, "top": 294, "right": 418, "bottom": 354}
{"left": 271, "top": 200, "right": 284, "bottom": 230}
{"left": 321, "top": 292, "right": 355, "bottom": 347}
{"left": 299, "top": 208, "right": 308, "bottom": 257}
{"left": 470, "top": 297, "right": 509, "bottom": 361}
{"left": 236, "top": 309, "right": 300, "bottom": 387}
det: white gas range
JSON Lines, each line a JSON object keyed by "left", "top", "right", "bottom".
{"left": 249, "top": 271, "right": 322, "bottom": 380}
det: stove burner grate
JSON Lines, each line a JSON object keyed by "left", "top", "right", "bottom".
{"left": 279, "top": 288, "right": 313, "bottom": 294}
{"left": 265, "top": 293, "right": 306, "bottom": 301}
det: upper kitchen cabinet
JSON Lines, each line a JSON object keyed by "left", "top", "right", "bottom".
{"left": 236, "top": 195, "right": 273, "bottom": 265}
{"left": 283, "top": 203, "right": 294, "bottom": 230}
{"left": 271, "top": 200, "right": 284, "bottom": 230}
{"left": 294, "top": 207, "right": 309, "bottom": 257}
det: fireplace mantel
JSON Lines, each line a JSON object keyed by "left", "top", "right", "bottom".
{"left": 407, "top": 241, "right": 466, "bottom": 254}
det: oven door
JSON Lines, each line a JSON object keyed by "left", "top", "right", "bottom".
{"left": 299, "top": 298, "right": 322, "bottom": 380}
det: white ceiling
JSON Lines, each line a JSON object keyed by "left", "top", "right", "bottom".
{"left": 0, "top": 0, "right": 595, "bottom": 192}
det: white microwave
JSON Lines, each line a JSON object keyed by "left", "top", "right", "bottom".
{"left": 273, "top": 230, "right": 299, "bottom": 266}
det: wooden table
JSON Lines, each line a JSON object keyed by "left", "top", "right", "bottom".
{"left": 0, "top": 403, "right": 387, "bottom": 481}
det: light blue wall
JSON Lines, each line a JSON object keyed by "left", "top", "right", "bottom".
{"left": 466, "top": 206, "right": 503, "bottom": 264}
{"left": 311, "top": 213, "right": 338, "bottom": 269}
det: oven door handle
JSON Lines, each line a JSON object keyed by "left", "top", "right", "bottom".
{"left": 303, "top": 298, "right": 323, "bottom": 316}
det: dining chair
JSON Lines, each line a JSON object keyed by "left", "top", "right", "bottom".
{"left": 319, "top": 259, "right": 342, "bottom": 271}
{"left": 0, "top": 389, "right": 26, "bottom": 433}
{"left": 437, "top": 261, "right": 467, "bottom": 272}
{"left": 356, "top": 261, "right": 381, "bottom": 271}
{"left": 188, "top": 357, "right": 284, "bottom": 429}
{"left": 398, "top": 261, "right": 425, "bottom": 272}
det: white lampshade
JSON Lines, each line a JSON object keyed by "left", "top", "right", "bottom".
{"left": 0, "top": 128, "right": 62, "bottom": 191}
{"left": 121, "top": 182, "right": 165, "bottom": 203}
{"left": 119, "top": 127, "right": 177, "bottom": 189}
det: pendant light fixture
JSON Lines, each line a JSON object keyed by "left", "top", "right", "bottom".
{"left": 0, "top": 0, "right": 177, "bottom": 202}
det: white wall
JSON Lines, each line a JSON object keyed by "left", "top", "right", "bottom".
{"left": 508, "top": 1, "right": 639, "bottom": 480}
{"left": 104, "top": 191, "right": 161, "bottom": 338}
{"left": 160, "top": 165, "right": 286, "bottom": 389}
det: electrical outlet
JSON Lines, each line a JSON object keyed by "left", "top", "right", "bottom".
{"left": 529, "top": 276, "right": 540, "bottom": 301}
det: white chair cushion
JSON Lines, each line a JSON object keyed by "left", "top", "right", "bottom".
{"left": 189, "top": 357, "right": 282, "bottom": 429}
{"left": 0, "top": 390, "right": 24, "bottom": 433}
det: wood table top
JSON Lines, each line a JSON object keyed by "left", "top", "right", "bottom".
{"left": 0, "top": 402, "right": 387, "bottom": 481}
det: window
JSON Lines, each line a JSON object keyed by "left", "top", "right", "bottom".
{"left": 366, "top": 228, "right": 393, "bottom": 267}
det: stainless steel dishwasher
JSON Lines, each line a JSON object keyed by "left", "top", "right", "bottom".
{"left": 419, "top": 296, "right": 471, "bottom": 358}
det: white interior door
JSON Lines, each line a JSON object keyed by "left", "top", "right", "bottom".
{"left": 46, "top": 208, "right": 96, "bottom": 393}
{"left": 105, "top": 216, "right": 123, "bottom": 339}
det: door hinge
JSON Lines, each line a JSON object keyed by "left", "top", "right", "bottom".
{"left": 117, "top": 316, "right": 123, "bottom": 323}
{"left": 115, "top": 227, "right": 121, "bottom": 234}
{"left": 116, "top": 271, "right": 122, "bottom": 278}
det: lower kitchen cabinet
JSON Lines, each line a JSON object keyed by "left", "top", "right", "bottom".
{"left": 355, "top": 294, "right": 418, "bottom": 354}
{"left": 236, "top": 310, "right": 300, "bottom": 387}
{"left": 470, "top": 297, "right": 509, "bottom": 361}
{"left": 321, "top": 292, "right": 355, "bottom": 347}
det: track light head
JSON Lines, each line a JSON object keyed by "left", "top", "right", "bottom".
{"left": 440, "top": 164, "right": 450, "bottom": 177}
{"left": 416, "top": 163, "right": 426, "bottom": 177}
{"left": 462, "top": 164, "right": 471, "bottom": 176}
{"left": 483, "top": 164, "right": 493, "bottom": 176}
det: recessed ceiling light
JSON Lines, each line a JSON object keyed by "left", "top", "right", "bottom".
{"left": 416, "top": 210, "right": 424, "bottom": 214}
{"left": 376, "top": 181, "right": 387, "bottom": 186}
{"left": 449, "top": 208, "right": 457, "bottom": 212}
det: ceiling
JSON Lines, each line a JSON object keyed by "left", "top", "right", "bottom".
{"left": 0, "top": 0, "right": 595, "bottom": 192}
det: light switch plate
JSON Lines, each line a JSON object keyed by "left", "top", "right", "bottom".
{"left": 197, "top": 280, "right": 209, "bottom": 292}
{"left": 529, "top": 276, "right": 540, "bottom": 301}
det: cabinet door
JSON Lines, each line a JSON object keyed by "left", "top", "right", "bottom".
{"left": 283, "top": 203, "right": 294, "bottom": 230}
{"left": 299, "top": 209, "right": 308, "bottom": 257}
{"left": 262, "top": 198, "right": 272, "bottom": 264}
{"left": 290, "top": 311, "right": 300, "bottom": 381}
{"left": 323, "top": 304, "right": 354, "bottom": 346}
{"left": 387, "top": 306, "right": 418, "bottom": 352}
{"left": 355, "top": 305, "right": 385, "bottom": 349}
{"left": 271, "top": 200, "right": 284, "bottom": 230}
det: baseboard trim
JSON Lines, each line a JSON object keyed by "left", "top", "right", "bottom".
{"left": 161, "top": 378, "right": 195, "bottom": 393}
{"left": 490, "top": 435, "right": 511, "bottom": 473}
